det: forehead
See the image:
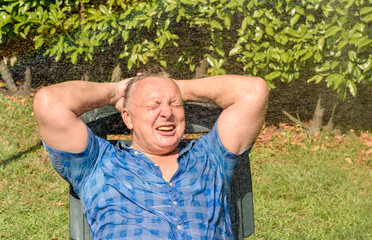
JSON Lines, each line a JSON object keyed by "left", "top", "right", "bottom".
{"left": 133, "top": 77, "right": 181, "bottom": 100}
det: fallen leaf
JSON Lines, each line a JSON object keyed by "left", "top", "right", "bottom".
{"left": 366, "top": 149, "right": 372, "bottom": 155}
{"left": 344, "top": 158, "right": 352, "bottom": 164}
{"left": 364, "top": 140, "right": 372, "bottom": 147}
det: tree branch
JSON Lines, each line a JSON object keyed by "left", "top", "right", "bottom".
{"left": 282, "top": 110, "right": 310, "bottom": 131}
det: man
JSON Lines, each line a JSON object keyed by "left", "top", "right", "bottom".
{"left": 33, "top": 68, "right": 268, "bottom": 239}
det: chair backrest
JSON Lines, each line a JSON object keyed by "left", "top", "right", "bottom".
{"left": 70, "top": 104, "right": 254, "bottom": 240}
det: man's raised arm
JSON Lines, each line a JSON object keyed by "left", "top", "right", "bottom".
{"left": 178, "top": 75, "right": 268, "bottom": 154}
{"left": 33, "top": 80, "right": 128, "bottom": 153}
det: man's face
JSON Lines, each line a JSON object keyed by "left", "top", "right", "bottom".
{"left": 122, "top": 77, "right": 185, "bottom": 155}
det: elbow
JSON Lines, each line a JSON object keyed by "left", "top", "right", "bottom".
{"left": 33, "top": 88, "right": 48, "bottom": 109}
{"left": 254, "top": 77, "right": 269, "bottom": 96}
{"left": 33, "top": 87, "right": 53, "bottom": 119}
{"left": 243, "top": 76, "right": 269, "bottom": 101}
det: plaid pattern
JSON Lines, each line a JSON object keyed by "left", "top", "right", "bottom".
{"left": 44, "top": 122, "right": 252, "bottom": 239}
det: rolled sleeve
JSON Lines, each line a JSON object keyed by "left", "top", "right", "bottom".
{"left": 42, "top": 126, "right": 106, "bottom": 196}
{"left": 203, "top": 120, "right": 253, "bottom": 181}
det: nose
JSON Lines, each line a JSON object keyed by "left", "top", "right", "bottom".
{"left": 159, "top": 104, "right": 173, "bottom": 119}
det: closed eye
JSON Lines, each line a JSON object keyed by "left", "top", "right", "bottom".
{"left": 147, "top": 100, "right": 161, "bottom": 109}
{"left": 170, "top": 99, "right": 183, "bottom": 107}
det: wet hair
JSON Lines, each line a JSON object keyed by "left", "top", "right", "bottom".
{"left": 123, "top": 66, "right": 170, "bottom": 109}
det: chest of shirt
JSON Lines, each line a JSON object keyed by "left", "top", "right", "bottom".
{"left": 81, "top": 145, "right": 227, "bottom": 217}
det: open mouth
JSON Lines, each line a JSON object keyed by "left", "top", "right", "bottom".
{"left": 156, "top": 126, "right": 175, "bottom": 132}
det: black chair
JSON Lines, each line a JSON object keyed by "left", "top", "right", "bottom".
{"left": 70, "top": 104, "right": 254, "bottom": 240}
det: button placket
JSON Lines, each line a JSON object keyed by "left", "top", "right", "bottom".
{"left": 167, "top": 182, "right": 185, "bottom": 230}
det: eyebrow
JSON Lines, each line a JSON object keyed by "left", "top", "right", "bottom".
{"left": 146, "top": 98, "right": 183, "bottom": 105}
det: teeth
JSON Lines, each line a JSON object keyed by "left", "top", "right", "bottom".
{"left": 157, "top": 126, "right": 174, "bottom": 131}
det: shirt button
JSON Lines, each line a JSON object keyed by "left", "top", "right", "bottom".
{"left": 173, "top": 201, "right": 177, "bottom": 205}
{"left": 169, "top": 182, "right": 173, "bottom": 187}
{"left": 177, "top": 225, "right": 181, "bottom": 230}
{"left": 134, "top": 151, "right": 138, "bottom": 155}
{"left": 154, "top": 163, "right": 159, "bottom": 167}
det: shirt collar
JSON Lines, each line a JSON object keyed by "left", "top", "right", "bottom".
{"left": 116, "top": 139, "right": 196, "bottom": 158}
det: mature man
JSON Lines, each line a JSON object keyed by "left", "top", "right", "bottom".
{"left": 33, "top": 68, "right": 268, "bottom": 239}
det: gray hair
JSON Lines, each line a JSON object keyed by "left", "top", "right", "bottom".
{"left": 123, "top": 66, "right": 170, "bottom": 109}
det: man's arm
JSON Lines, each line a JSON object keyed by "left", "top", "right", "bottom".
{"left": 178, "top": 75, "right": 268, "bottom": 154}
{"left": 33, "top": 80, "right": 129, "bottom": 153}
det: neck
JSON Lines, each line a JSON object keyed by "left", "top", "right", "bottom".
{"left": 142, "top": 147, "right": 180, "bottom": 158}
{"left": 129, "top": 144, "right": 180, "bottom": 157}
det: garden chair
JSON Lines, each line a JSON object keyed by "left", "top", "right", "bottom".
{"left": 70, "top": 104, "right": 254, "bottom": 240}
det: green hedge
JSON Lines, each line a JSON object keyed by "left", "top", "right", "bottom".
{"left": 1, "top": 0, "right": 371, "bottom": 97}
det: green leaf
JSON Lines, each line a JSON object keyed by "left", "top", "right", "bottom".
{"left": 205, "top": 54, "right": 216, "bottom": 68}
{"left": 265, "top": 71, "right": 281, "bottom": 81}
{"left": 165, "top": 3, "right": 177, "bottom": 12}
{"left": 306, "top": 14, "right": 315, "bottom": 22}
{"left": 99, "top": 5, "right": 109, "bottom": 15}
{"left": 360, "top": 7, "right": 372, "bottom": 15}
{"left": 346, "top": 80, "right": 357, "bottom": 97}
{"left": 229, "top": 45, "right": 242, "bottom": 56}
{"left": 337, "top": 40, "right": 348, "bottom": 50}
{"left": 215, "top": 47, "right": 225, "bottom": 57}
{"left": 325, "top": 26, "right": 342, "bottom": 38}
{"left": 280, "top": 52, "right": 288, "bottom": 63}
{"left": 180, "top": 0, "right": 194, "bottom": 5}
{"left": 331, "top": 61, "right": 340, "bottom": 69}
{"left": 189, "top": 63, "right": 195, "bottom": 72}
{"left": 316, "top": 61, "right": 331, "bottom": 72}
{"left": 253, "top": 10, "right": 264, "bottom": 18}
{"left": 326, "top": 74, "right": 343, "bottom": 89}
{"left": 347, "top": 62, "right": 354, "bottom": 74}
{"left": 122, "top": 31, "right": 129, "bottom": 42}
{"left": 253, "top": 52, "right": 266, "bottom": 62}
{"left": 294, "top": 6, "right": 305, "bottom": 15}
{"left": 210, "top": 20, "right": 223, "bottom": 30}
{"left": 350, "top": 38, "right": 372, "bottom": 48}
{"left": 294, "top": 49, "right": 307, "bottom": 59}
{"left": 24, "top": 25, "right": 31, "bottom": 36}
{"left": 159, "top": 60, "right": 167, "bottom": 67}
{"left": 71, "top": 51, "right": 78, "bottom": 64}
{"left": 34, "top": 35, "right": 44, "bottom": 49}
{"left": 164, "top": 18, "right": 170, "bottom": 30}
{"left": 352, "top": 65, "right": 362, "bottom": 78}
{"left": 127, "top": 58, "right": 133, "bottom": 70}
{"left": 265, "top": 27, "right": 274, "bottom": 36}
{"left": 290, "top": 14, "right": 300, "bottom": 26}
{"left": 307, "top": 75, "right": 323, "bottom": 84}
{"left": 301, "top": 51, "right": 313, "bottom": 61}
{"left": 348, "top": 50, "right": 357, "bottom": 61}
{"left": 287, "top": 29, "right": 300, "bottom": 38}
{"left": 119, "top": 51, "right": 130, "bottom": 58}
{"left": 358, "top": 58, "right": 372, "bottom": 71}
{"left": 224, "top": 16, "right": 231, "bottom": 29}
{"left": 361, "top": 13, "right": 372, "bottom": 22}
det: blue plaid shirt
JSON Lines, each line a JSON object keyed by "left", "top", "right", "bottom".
{"left": 44, "top": 122, "right": 252, "bottom": 239}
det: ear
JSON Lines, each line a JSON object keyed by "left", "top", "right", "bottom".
{"left": 121, "top": 108, "right": 133, "bottom": 130}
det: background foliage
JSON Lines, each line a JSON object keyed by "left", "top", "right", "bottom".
{"left": 0, "top": 0, "right": 371, "bottom": 97}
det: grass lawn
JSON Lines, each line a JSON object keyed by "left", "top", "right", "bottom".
{"left": 0, "top": 95, "right": 371, "bottom": 239}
